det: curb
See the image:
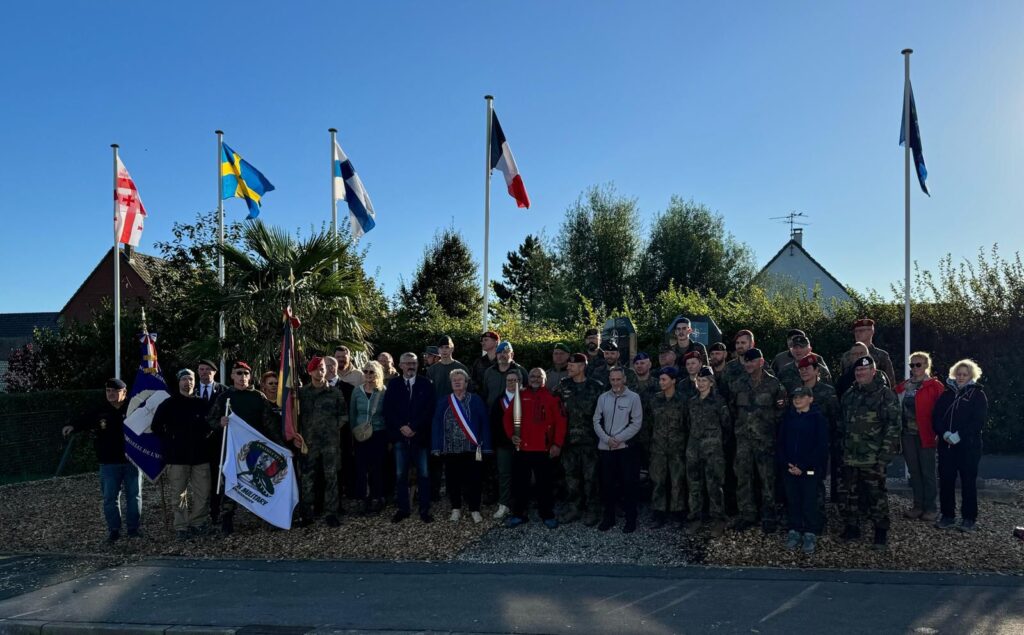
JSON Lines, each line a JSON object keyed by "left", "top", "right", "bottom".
{"left": 0, "top": 622, "right": 235, "bottom": 635}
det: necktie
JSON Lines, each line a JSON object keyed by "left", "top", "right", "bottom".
{"left": 406, "top": 379, "right": 413, "bottom": 401}
{"left": 203, "top": 385, "right": 209, "bottom": 401}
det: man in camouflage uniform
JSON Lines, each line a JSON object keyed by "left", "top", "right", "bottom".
{"left": 646, "top": 366, "right": 688, "bottom": 528}
{"left": 799, "top": 354, "right": 842, "bottom": 502}
{"left": 553, "top": 353, "right": 604, "bottom": 525}
{"left": 297, "top": 356, "right": 348, "bottom": 527}
{"left": 209, "top": 361, "right": 297, "bottom": 535}
{"left": 545, "top": 342, "right": 571, "bottom": 391}
{"left": 722, "top": 330, "right": 755, "bottom": 402}
{"left": 670, "top": 316, "right": 708, "bottom": 368}
{"left": 591, "top": 340, "right": 637, "bottom": 388}
{"left": 678, "top": 351, "right": 702, "bottom": 401}
{"left": 708, "top": 342, "right": 729, "bottom": 376}
{"left": 630, "top": 352, "right": 658, "bottom": 477}
{"left": 657, "top": 344, "right": 678, "bottom": 374}
{"left": 583, "top": 328, "right": 608, "bottom": 381}
{"left": 838, "top": 355, "right": 900, "bottom": 549}
{"left": 686, "top": 366, "right": 730, "bottom": 537}
{"left": 770, "top": 329, "right": 806, "bottom": 376}
{"left": 730, "top": 348, "right": 787, "bottom": 532}
{"left": 721, "top": 329, "right": 755, "bottom": 515}
{"left": 777, "top": 334, "right": 833, "bottom": 393}
{"left": 839, "top": 318, "right": 897, "bottom": 387}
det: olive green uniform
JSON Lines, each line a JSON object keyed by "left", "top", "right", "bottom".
{"left": 297, "top": 384, "right": 347, "bottom": 517}
{"left": 841, "top": 345, "right": 896, "bottom": 388}
{"left": 686, "top": 391, "right": 730, "bottom": 520}
{"left": 646, "top": 389, "right": 689, "bottom": 513}
{"left": 732, "top": 371, "right": 787, "bottom": 523}
{"left": 552, "top": 376, "right": 604, "bottom": 520}
{"left": 838, "top": 377, "right": 900, "bottom": 530}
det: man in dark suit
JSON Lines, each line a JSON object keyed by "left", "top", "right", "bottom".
{"left": 382, "top": 352, "right": 436, "bottom": 523}
{"left": 194, "top": 359, "right": 228, "bottom": 523}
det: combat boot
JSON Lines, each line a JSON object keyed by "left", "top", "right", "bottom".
{"left": 582, "top": 509, "right": 601, "bottom": 527}
{"left": 684, "top": 518, "right": 703, "bottom": 535}
{"left": 840, "top": 524, "right": 861, "bottom": 542}
{"left": 559, "top": 505, "right": 582, "bottom": 524}
{"left": 709, "top": 520, "right": 726, "bottom": 538}
{"left": 872, "top": 527, "right": 888, "bottom": 550}
{"left": 220, "top": 513, "right": 234, "bottom": 536}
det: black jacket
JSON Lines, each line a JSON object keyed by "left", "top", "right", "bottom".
{"left": 382, "top": 375, "right": 436, "bottom": 445}
{"left": 776, "top": 406, "right": 829, "bottom": 477}
{"left": 932, "top": 382, "right": 987, "bottom": 443}
{"left": 152, "top": 392, "right": 210, "bottom": 465}
{"left": 71, "top": 400, "right": 129, "bottom": 464}
{"left": 488, "top": 394, "right": 515, "bottom": 450}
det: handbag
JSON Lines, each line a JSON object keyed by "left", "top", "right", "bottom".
{"left": 352, "top": 390, "right": 379, "bottom": 442}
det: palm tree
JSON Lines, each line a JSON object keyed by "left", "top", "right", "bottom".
{"left": 197, "top": 220, "right": 371, "bottom": 368}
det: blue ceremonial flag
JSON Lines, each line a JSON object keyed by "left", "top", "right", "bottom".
{"left": 899, "top": 79, "right": 930, "bottom": 196}
{"left": 123, "top": 328, "right": 168, "bottom": 481}
{"left": 221, "top": 142, "right": 275, "bottom": 219}
{"left": 333, "top": 140, "right": 376, "bottom": 239}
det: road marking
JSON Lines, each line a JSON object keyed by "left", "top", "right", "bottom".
{"left": 645, "top": 589, "right": 701, "bottom": 617}
{"left": 608, "top": 584, "right": 682, "bottom": 613}
{"left": 6, "top": 608, "right": 46, "bottom": 619}
{"left": 590, "top": 589, "right": 630, "bottom": 608}
{"left": 759, "top": 582, "right": 821, "bottom": 623}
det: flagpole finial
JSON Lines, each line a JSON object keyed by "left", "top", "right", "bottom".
{"left": 902, "top": 48, "right": 913, "bottom": 55}
{"left": 111, "top": 143, "right": 119, "bottom": 149}
{"left": 328, "top": 128, "right": 337, "bottom": 133}
{"left": 215, "top": 129, "right": 224, "bottom": 135}
{"left": 484, "top": 94, "right": 493, "bottom": 101}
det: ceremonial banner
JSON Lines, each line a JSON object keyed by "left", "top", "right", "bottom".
{"left": 899, "top": 78, "right": 929, "bottom": 196}
{"left": 333, "top": 139, "right": 376, "bottom": 239}
{"left": 276, "top": 306, "right": 300, "bottom": 442}
{"left": 222, "top": 413, "right": 299, "bottom": 529}
{"left": 124, "top": 328, "right": 167, "bottom": 481}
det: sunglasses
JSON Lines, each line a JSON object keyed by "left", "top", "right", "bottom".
{"left": 910, "top": 362, "right": 925, "bottom": 368}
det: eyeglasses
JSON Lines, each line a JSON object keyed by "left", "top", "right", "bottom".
{"left": 910, "top": 362, "right": 925, "bottom": 368}
{"left": 363, "top": 370, "right": 377, "bottom": 375}
{"left": 233, "top": 371, "right": 250, "bottom": 376}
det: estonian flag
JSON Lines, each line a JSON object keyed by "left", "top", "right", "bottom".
{"left": 899, "top": 79, "right": 930, "bottom": 196}
{"left": 333, "top": 140, "right": 376, "bottom": 239}
{"left": 490, "top": 110, "right": 530, "bottom": 208}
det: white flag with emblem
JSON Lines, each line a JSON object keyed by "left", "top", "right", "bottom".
{"left": 222, "top": 413, "right": 298, "bottom": 529}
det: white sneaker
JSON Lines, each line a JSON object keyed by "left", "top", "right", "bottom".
{"left": 493, "top": 504, "right": 509, "bottom": 520}
{"left": 449, "top": 509, "right": 461, "bottom": 522}
{"left": 471, "top": 511, "right": 483, "bottom": 524}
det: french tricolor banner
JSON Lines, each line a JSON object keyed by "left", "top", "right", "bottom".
{"left": 490, "top": 110, "right": 530, "bottom": 209}
{"left": 114, "top": 157, "right": 147, "bottom": 247}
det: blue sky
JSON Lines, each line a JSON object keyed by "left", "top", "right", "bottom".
{"left": 1, "top": 2, "right": 1021, "bottom": 313}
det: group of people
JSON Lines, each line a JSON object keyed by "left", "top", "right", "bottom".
{"left": 65, "top": 318, "right": 988, "bottom": 555}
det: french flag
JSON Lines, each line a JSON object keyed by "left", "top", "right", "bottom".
{"left": 490, "top": 110, "right": 530, "bottom": 209}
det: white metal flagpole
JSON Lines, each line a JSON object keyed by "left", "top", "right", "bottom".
{"left": 329, "top": 127, "right": 339, "bottom": 245}
{"left": 111, "top": 143, "right": 121, "bottom": 379}
{"left": 483, "top": 95, "right": 494, "bottom": 330}
{"left": 216, "top": 130, "right": 226, "bottom": 379}
{"left": 902, "top": 49, "right": 913, "bottom": 381}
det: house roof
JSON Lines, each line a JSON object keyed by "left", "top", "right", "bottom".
{"left": 0, "top": 312, "right": 61, "bottom": 339}
{"left": 755, "top": 239, "right": 850, "bottom": 296}
{"left": 59, "top": 247, "right": 166, "bottom": 316}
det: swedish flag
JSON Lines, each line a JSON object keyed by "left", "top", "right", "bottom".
{"left": 221, "top": 142, "right": 275, "bottom": 219}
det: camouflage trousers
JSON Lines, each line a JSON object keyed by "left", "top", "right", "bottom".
{"left": 686, "top": 442, "right": 725, "bottom": 520}
{"left": 561, "top": 444, "right": 600, "bottom": 512}
{"left": 649, "top": 447, "right": 687, "bottom": 513}
{"left": 301, "top": 440, "right": 341, "bottom": 517}
{"left": 839, "top": 464, "right": 890, "bottom": 530}
{"left": 735, "top": 436, "right": 776, "bottom": 522}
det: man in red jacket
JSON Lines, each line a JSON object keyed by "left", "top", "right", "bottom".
{"left": 504, "top": 368, "right": 567, "bottom": 529}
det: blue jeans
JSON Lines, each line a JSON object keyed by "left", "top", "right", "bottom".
{"left": 99, "top": 463, "right": 142, "bottom": 533}
{"left": 394, "top": 440, "right": 430, "bottom": 514}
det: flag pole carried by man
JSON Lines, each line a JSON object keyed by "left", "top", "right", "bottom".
{"left": 482, "top": 96, "right": 530, "bottom": 329}
{"left": 111, "top": 145, "right": 148, "bottom": 379}
{"left": 899, "top": 49, "right": 929, "bottom": 381}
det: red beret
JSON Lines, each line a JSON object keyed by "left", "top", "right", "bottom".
{"left": 797, "top": 354, "right": 820, "bottom": 369}
{"left": 853, "top": 318, "right": 875, "bottom": 329}
{"left": 683, "top": 351, "right": 702, "bottom": 361}
{"left": 569, "top": 353, "right": 589, "bottom": 364}
{"left": 306, "top": 356, "right": 324, "bottom": 373}
{"left": 232, "top": 361, "right": 251, "bottom": 372}
{"left": 480, "top": 331, "right": 500, "bottom": 341}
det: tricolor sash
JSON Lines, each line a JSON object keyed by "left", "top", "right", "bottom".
{"left": 501, "top": 394, "right": 512, "bottom": 410}
{"left": 448, "top": 393, "right": 479, "bottom": 447}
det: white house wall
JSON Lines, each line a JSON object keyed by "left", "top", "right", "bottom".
{"left": 760, "top": 245, "right": 852, "bottom": 303}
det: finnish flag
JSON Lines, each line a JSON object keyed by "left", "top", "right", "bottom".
{"left": 333, "top": 140, "right": 376, "bottom": 239}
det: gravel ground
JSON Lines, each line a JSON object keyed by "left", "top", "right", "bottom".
{"left": 2, "top": 474, "right": 1022, "bottom": 573}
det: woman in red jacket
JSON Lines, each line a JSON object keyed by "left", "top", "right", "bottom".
{"left": 893, "top": 351, "right": 944, "bottom": 521}
{"left": 503, "top": 368, "right": 567, "bottom": 529}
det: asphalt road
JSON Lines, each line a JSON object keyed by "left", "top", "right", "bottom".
{"left": 0, "top": 556, "right": 1022, "bottom": 634}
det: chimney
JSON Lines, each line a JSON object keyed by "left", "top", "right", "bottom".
{"left": 792, "top": 227, "right": 803, "bottom": 246}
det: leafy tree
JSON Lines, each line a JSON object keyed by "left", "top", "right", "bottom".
{"left": 492, "top": 234, "right": 558, "bottom": 321}
{"left": 555, "top": 184, "right": 643, "bottom": 312}
{"left": 635, "top": 196, "right": 756, "bottom": 297}
{"left": 399, "top": 227, "right": 482, "bottom": 322}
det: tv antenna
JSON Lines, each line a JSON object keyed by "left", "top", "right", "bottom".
{"left": 770, "top": 211, "right": 810, "bottom": 239}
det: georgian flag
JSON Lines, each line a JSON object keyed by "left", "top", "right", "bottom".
{"left": 333, "top": 140, "right": 376, "bottom": 239}
{"left": 490, "top": 110, "right": 530, "bottom": 209}
{"left": 114, "top": 157, "right": 147, "bottom": 246}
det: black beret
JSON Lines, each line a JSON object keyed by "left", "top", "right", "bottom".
{"left": 708, "top": 342, "right": 726, "bottom": 352}
{"left": 854, "top": 355, "right": 876, "bottom": 368}
{"left": 657, "top": 366, "right": 678, "bottom": 379}
{"left": 786, "top": 329, "right": 806, "bottom": 339}
{"left": 584, "top": 328, "right": 600, "bottom": 337}
{"left": 600, "top": 340, "right": 619, "bottom": 351}
{"left": 742, "top": 348, "right": 764, "bottom": 361}
{"left": 697, "top": 365, "right": 715, "bottom": 378}
{"left": 105, "top": 378, "right": 127, "bottom": 389}
{"left": 198, "top": 359, "right": 217, "bottom": 370}
{"left": 437, "top": 335, "right": 454, "bottom": 347}
{"left": 791, "top": 335, "right": 810, "bottom": 347}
